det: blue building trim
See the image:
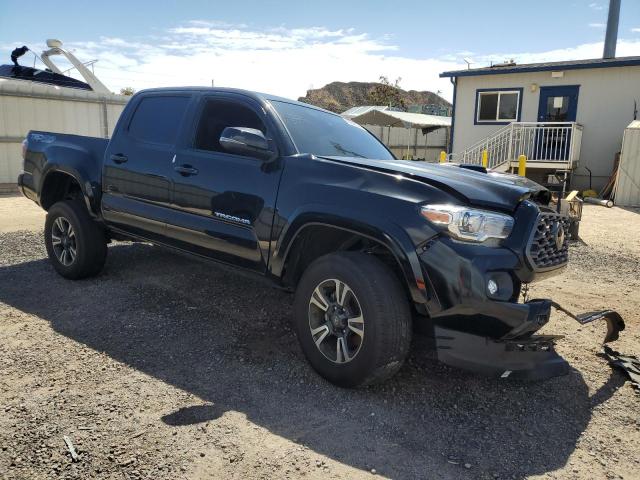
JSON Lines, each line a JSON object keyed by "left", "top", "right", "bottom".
{"left": 440, "top": 56, "right": 640, "bottom": 78}
{"left": 473, "top": 87, "right": 524, "bottom": 126}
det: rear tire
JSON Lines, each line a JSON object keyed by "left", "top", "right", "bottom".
{"left": 45, "top": 200, "right": 107, "bottom": 279}
{"left": 293, "top": 251, "right": 412, "bottom": 388}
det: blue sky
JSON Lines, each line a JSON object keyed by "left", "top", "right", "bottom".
{"left": 2, "top": 0, "right": 640, "bottom": 100}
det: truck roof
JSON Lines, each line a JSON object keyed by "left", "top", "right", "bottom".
{"left": 134, "top": 86, "right": 335, "bottom": 115}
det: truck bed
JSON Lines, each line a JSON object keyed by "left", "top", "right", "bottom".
{"left": 19, "top": 131, "right": 108, "bottom": 207}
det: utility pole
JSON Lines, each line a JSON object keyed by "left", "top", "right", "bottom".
{"left": 603, "top": 0, "right": 621, "bottom": 59}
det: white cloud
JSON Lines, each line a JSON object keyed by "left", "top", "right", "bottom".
{"left": 588, "top": 23, "right": 606, "bottom": 28}
{"left": 11, "top": 23, "right": 640, "bottom": 103}
{"left": 632, "top": 28, "right": 640, "bottom": 33}
{"left": 475, "top": 39, "right": 640, "bottom": 66}
{"left": 589, "top": 2, "right": 604, "bottom": 10}
{"left": 21, "top": 25, "right": 462, "bottom": 101}
{"left": 186, "top": 19, "right": 248, "bottom": 29}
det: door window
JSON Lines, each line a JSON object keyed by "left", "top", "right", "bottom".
{"left": 128, "top": 96, "right": 190, "bottom": 144}
{"left": 543, "top": 96, "right": 570, "bottom": 121}
{"left": 194, "top": 99, "right": 266, "bottom": 153}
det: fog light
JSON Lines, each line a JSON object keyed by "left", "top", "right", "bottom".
{"left": 487, "top": 279, "right": 499, "bottom": 296}
{"left": 485, "top": 272, "right": 514, "bottom": 301}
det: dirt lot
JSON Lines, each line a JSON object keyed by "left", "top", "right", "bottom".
{"left": 0, "top": 194, "right": 638, "bottom": 480}
{"left": 0, "top": 193, "right": 45, "bottom": 233}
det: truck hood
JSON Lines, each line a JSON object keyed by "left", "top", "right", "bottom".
{"left": 320, "top": 156, "right": 550, "bottom": 211}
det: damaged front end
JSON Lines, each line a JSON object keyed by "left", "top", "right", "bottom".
{"left": 432, "top": 300, "right": 625, "bottom": 380}
{"left": 418, "top": 199, "right": 626, "bottom": 380}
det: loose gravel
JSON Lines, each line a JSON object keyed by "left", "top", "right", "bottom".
{"left": 0, "top": 203, "right": 639, "bottom": 479}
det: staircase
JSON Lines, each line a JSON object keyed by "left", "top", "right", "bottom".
{"left": 454, "top": 122, "right": 583, "bottom": 172}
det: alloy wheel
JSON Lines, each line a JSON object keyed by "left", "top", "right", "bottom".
{"left": 51, "top": 216, "right": 77, "bottom": 266}
{"left": 308, "top": 278, "right": 364, "bottom": 364}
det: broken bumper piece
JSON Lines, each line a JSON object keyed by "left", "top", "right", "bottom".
{"left": 433, "top": 300, "right": 626, "bottom": 380}
{"left": 547, "top": 301, "right": 625, "bottom": 344}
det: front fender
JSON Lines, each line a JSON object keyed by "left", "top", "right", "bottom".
{"left": 270, "top": 205, "right": 430, "bottom": 305}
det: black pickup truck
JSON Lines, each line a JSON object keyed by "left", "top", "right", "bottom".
{"left": 18, "top": 87, "right": 624, "bottom": 387}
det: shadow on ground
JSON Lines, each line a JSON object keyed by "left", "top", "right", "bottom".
{"left": 0, "top": 242, "right": 623, "bottom": 479}
{"left": 619, "top": 206, "right": 640, "bottom": 215}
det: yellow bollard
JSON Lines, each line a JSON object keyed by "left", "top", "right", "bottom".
{"left": 482, "top": 149, "right": 488, "bottom": 168}
{"left": 439, "top": 151, "right": 446, "bottom": 163}
{"left": 518, "top": 154, "right": 527, "bottom": 177}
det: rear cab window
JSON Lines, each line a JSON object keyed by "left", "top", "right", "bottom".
{"left": 128, "top": 96, "right": 190, "bottom": 145}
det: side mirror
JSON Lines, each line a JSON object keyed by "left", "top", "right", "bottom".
{"left": 219, "top": 127, "right": 276, "bottom": 160}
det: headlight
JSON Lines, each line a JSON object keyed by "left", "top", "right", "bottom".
{"left": 420, "top": 204, "right": 514, "bottom": 242}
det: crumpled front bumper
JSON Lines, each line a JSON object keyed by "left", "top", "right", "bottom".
{"left": 416, "top": 225, "right": 625, "bottom": 380}
{"left": 431, "top": 299, "right": 625, "bottom": 380}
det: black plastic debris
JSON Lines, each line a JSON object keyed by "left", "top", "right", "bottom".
{"left": 602, "top": 345, "right": 640, "bottom": 392}
{"left": 549, "top": 301, "right": 626, "bottom": 343}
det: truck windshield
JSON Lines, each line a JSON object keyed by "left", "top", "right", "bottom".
{"left": 270, "top": 100, "right": 395, "bottom": 160}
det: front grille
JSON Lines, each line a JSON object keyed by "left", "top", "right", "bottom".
{"left": 526, "top": 212, "right": 570, "bottom": 271}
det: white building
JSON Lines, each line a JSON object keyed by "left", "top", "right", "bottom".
{"left": 440, "top": 56, "right": 640, "bottom": 191}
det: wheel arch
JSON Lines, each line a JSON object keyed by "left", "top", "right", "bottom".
{"left": 39, "top": 168, "right": 97, "bottom": 215}
{"left": 272, "top": 215, "right": 428, "bottom": 306}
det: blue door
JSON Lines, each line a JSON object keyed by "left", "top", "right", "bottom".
{"left": 537, "top": 85, "right": 579, "bottom": 122}
{"left": 535, "top": 86, "right": 579, "bottom": 160}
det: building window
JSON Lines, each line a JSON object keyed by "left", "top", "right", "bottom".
{"left": 476, "top": 90, "right": 520, "bottom": 123}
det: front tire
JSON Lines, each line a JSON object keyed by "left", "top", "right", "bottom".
{"left": 44, "top": 200, "right": 107, "bottom": 279}
{"left": 293, "top": 252, "right": 412, "bottom": 388}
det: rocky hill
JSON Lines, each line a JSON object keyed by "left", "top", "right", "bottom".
{"left": 298, "top": 81, "right": 451, "bottom": 113}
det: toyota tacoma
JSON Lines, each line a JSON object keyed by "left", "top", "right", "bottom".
{"left": 18, "top": 87, "right": 624, "bottom": 387}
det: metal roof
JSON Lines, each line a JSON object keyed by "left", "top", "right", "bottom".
{"left": 440, "top": 55, "right": 640, "bottom": 78}
{"left": 343, "top": 105, "right": 414, "bottom": 118}
{"left": 342, "top": 105, "right": 394, "bottom": 117}
{"left": 346, "top": 108, "right": 451, "bottom": 129}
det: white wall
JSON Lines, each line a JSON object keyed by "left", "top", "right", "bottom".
{"left": 365, "top": 124, "right": 449, "bottom": 162}
{"left": 452, "top": 65, "right": 640, "bottom": 190}
{"left": 0, "top": 79, "right": 128, "bottom": 185}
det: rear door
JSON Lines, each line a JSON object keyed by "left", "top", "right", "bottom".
{"left": 102, "top": 93, "right": 192, "bottom": 239}
{"left": 165, "top": 93, "right": 284, "bottom": 271}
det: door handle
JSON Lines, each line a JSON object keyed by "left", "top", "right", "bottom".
{"left": 174, "top": 165, "right": 199, "bottom": 176}
{"left": 110, "top": 154, "right": 128, "bottom": 164}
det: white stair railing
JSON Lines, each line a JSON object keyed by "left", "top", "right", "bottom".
{"left": 456, "top": 122, "right": 583, "bottom": 171}
{"left": 458, "top": 123, "right": 514, "bottom": 169}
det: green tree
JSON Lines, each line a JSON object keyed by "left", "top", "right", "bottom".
{"left": 368, "top": 76, "right": 406, "bottom": 110}
{"left": 119, "top": 87, "right": 135, "bottom": 96}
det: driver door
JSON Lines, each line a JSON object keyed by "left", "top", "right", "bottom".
{"left": 166, "top": 93, "right": 283, "bottom": 272}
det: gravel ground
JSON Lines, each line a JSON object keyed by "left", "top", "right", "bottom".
{"left": 0, "top": 200, "right": 639, "bottom": 480}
